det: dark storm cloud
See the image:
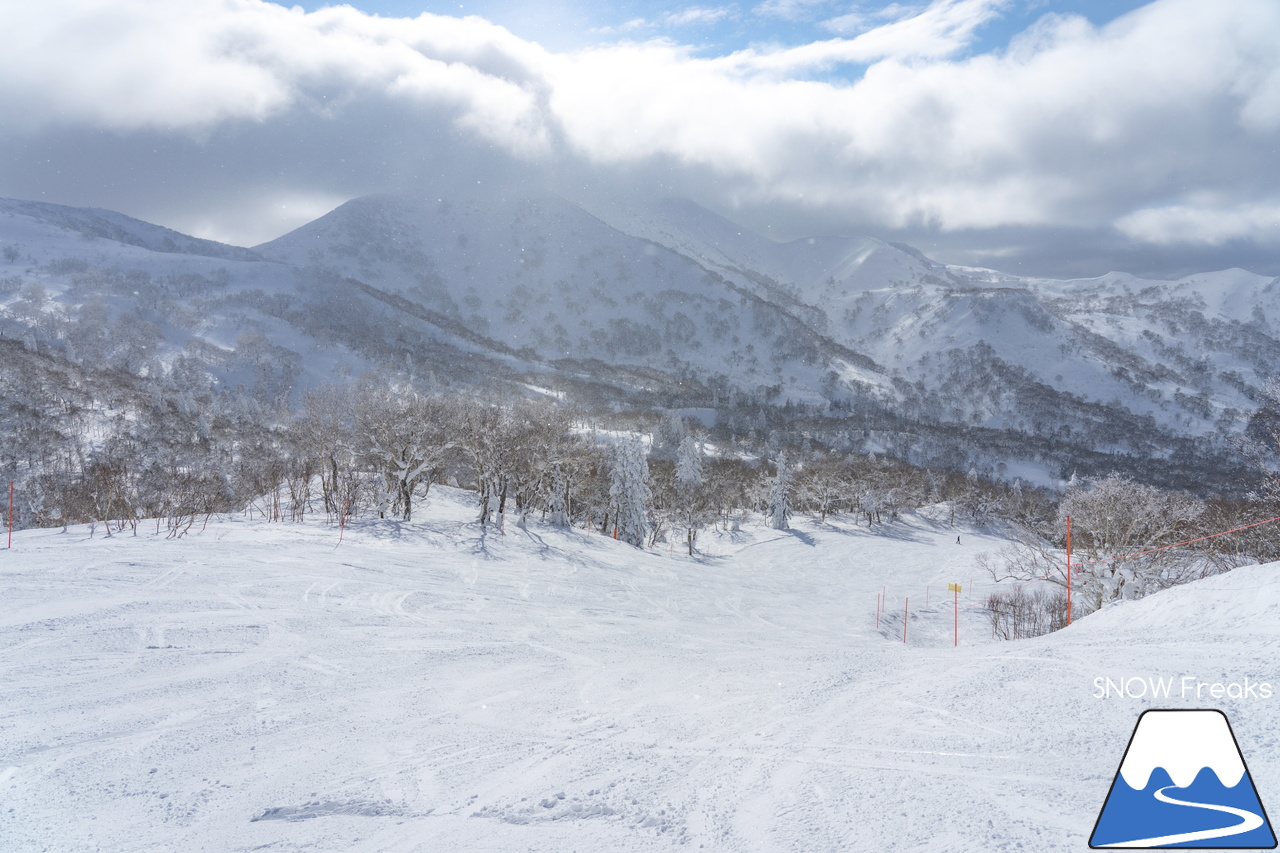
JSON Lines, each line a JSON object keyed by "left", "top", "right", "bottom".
{"left": 0, "top": 98, "right": 546, "bottom": 246}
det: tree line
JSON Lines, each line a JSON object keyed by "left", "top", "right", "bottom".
{"left": 7, "top": 374, "right": 1059, "bottom": 549}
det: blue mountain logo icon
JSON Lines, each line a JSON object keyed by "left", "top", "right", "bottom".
{"left": 1091, "top": 709, "right": 1277, "bottom": 848}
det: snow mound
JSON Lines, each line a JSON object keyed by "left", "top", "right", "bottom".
{"left": 1066, "top": 561, "right": 1280, "bottom": 643}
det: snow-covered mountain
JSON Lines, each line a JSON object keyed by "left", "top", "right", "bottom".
{"left": 1118, "top": 710, "right": 1247, "bottom": 790}
{"left": 252, "top": 190, "right": 894, "bottom": 403}
{"left": 1, "top": 189, "right": 1274, "bottom": 489}
{"left": 0, "top": 198, "right": 262, "bottom": 262}
{"left": 596, "top": 195, "right": 1279, "bottom": 444}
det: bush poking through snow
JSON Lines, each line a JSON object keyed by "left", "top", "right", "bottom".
{"left": 984, "top": 586, "right": 1070, "bottom": 640}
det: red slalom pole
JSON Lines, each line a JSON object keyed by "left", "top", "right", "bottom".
{"left": 7, "top": 482, "right": 13, "bottom": 550}
{"left": 903, "top": 597, "right": 908, "bottom": 644}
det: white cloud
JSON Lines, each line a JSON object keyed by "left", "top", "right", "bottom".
{"left": 822, "top": 2, "right": 931, "bottom": 35}
{"left": 589, "top": 18, "right": 650, "bottom": 36}
{"left": 1116, "top": 200, "right": 1280, "bottom": 246}
{"left": 547, "top": 0, "right": 1280, "bottom": 232}
{"left": 0, "top": 0, "right": 553, "bottom": 155}
{"left": 589, "top": 6, "right": 735, "bottom": 36}
{"left": 631, "top": 0, "right": 1005, "bottom": 76}
{"left": 1, "top": 0, "right": 291, "bottom": 129}
{"left": 4, "top": 0, "right": 1280, "bottom": 255}
{"left": 752, "top": 0, "right": 832, "bottom": 22}
{"left": 818, "top": 0, "right": 1006, "bottom": 58}
{"left": 175, "top": 190, "right": 349, "bottom": 247}
{"left": 663, "top": 6, "right": 737, "bottom": 27}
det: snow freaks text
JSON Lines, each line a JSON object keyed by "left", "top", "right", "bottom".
{"left": 1093, "top": 677, "right": 1274, "bottom": 701}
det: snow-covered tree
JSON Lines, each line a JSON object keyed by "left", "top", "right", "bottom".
{"left": 294, "top": 382, "right": 359, "bottom": 518}
{"left": 675, "top": 435, "right": 703, "bottom": 492}
{"left": 608, "top": 437, "right": 651, "bottom": 547}
{"left": 456, "top": 399, "right": 509, "bottom": 526}
{"left": 674, "top": 434, "right": 705, "bottom": 554}
{"left": 652, "top": 409, "right": 687, "bottom": 461}
{"left": 355, "top": 384, "right": 453, "bottom": 522}
{"left": 983, "top": 474, "right": 1212, "bottom": 618}
{"left": 1060, "top": 473, "right": 1208, "bottom": 608}
{"left": 547, "top": 466, "right": 570, "bottom": 527}
{"left": 797, "top": 461, "right": 845, "bottom": 522}
{"left": 766, "top": 452, "right": 792, "bottom": 531}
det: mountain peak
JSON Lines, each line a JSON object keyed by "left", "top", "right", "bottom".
{"left": 1119, "top": 710, "right": 1246, "bottom": 790}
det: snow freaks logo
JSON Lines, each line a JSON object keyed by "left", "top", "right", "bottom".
{"left": 1090, "top": 710, "right": 1277, "bottom": 849}
{"left": 1093, "top": 676, "right": 1274, "bottom": 701}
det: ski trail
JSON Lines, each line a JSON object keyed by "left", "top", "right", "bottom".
{"left": 1107, "top": 785, "right": 1264, "bottom": 847}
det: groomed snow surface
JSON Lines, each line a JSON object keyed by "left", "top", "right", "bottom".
{"left": 3, "top": 488, "right": 1279, "bottom": 851}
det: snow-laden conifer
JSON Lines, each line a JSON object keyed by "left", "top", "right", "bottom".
{"left": 675, "top": 435, "right": 703, "bottom": 494}
{"left": 653, "top": 410, "right": 687, "bottom": 461}
{"left": 766, "top": 452, "right": 792, "bottom": 531}
{"left": 547, "top": 466, "right": 570, "bottom": 528}
{"left": 609, "top": 437, "right": 651, "bottom": 548}
{"left": 675, "top": 435, "right": 705, "bottom": 554}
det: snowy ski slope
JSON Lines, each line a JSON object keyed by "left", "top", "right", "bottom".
{"left": 3, "top": 488, "right": 1278, "bottom": 851}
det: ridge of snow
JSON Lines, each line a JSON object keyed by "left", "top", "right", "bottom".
{"left": 0, "top": 197, "right": 262, "bottom": 261}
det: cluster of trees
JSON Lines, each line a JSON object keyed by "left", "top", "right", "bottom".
{"left": 978, "top": 472, "right": 1275, "bottom": 638}
{"left": 285, "top": 384, "right": 1034, "bottom": 552}
{"left": 6, "top": 362, "right": 1058, "bottom": 552}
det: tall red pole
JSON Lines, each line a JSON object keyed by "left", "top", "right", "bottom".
{"left": 903, "top": 597, "right": 909, "bottom": 644}
{"left": 7, "top": 482, "right": 13, "bottom": 550}
{"left": 1066, "top": 515, "right": 1072, "bottom": 627}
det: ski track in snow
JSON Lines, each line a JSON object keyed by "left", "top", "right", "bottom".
{"left": 2, "top": 487, "right": 1278, "bottom": 851}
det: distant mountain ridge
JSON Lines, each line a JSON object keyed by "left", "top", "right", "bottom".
{"left": 0, "top": 198, "right": 263, "bottom": 262}
{"left": 1, "top": 188, "right": 1274, "bottom": 489}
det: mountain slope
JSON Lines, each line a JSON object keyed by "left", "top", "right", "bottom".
{"left": 255, "top": 191, "right": 897, "bottom": 401}
{"left": 0, "top": 198, "right": 263, "bottom": 262}
{"left": 1, "top": 190, "right": 1275, "bottom": 489}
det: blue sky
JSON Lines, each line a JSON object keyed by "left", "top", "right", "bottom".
{"left": 2, "top": 0, "right": 1278, "bottom": 278}
{"left": 274, "top": 0, "right": 1149, "bottom": 61}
